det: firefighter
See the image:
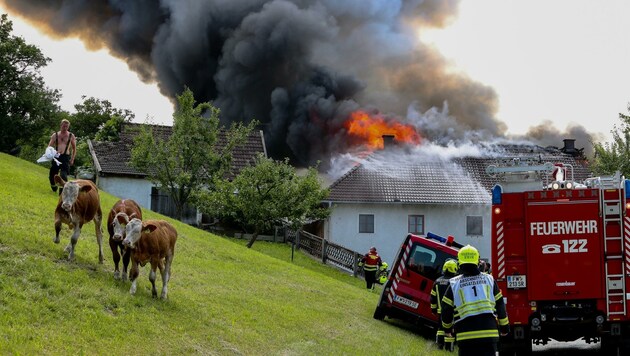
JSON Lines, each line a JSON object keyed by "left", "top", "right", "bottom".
{"left": 358, "top": 246, "right": 382, "bottom": 291}
{"left": 409, "top": 251, "right": 430, "bottom": 274}
{"left": 376, "top": 261, "right": 389, "bottom": 284}
{"left": 441, "top": 245, "right": 509, "bottom": 356}
{"left": 430, "top": 259, "right": 458, "bottom": 351}
{"left": 479, "top": 260, "right": 491, "bottom": 274}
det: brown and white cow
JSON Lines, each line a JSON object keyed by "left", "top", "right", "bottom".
{"left": 107, "top": 199, "right": 142, "bottom": 280}
{"left": 123, "top": 218, "right": 177, "bottom": 299}
{"left": 53, "top": 176, "right": 104, "bottom": 263}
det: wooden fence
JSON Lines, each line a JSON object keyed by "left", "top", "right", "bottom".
{"left": 286, "top": 229, "right": 365, "bottom": 278}
{"left": 150, "top": 188, "right": 197, "bottom": 224}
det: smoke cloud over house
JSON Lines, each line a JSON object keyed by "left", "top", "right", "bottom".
{"left": 1, "top": 0, "right": 596, "bottom": 167}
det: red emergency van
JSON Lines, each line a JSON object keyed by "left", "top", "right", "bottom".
{"left": 373, "top": 232, "right": 461, "bottom": 329}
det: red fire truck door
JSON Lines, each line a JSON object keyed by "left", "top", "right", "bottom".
{"left": 526, "top": 199, "right": 603, "bottom": 301}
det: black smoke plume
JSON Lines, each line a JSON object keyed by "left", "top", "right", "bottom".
{"left": 1, "top": 0, "right": 596, "bottom": 165}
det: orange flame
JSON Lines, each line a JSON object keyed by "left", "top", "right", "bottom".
{"left": 345, "top": 111, "right": 421, "bottom": 149}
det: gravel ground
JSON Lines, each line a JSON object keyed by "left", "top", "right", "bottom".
{"left": 531, "top": 339, "right": 601, "bottom": 355}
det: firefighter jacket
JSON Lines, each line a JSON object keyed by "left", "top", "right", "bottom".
{"left": 441, "top": 268, "right": 509, "bottom": 343}
{"left": 360, "top": 252, "right": 382, "bottom": 272}
{"left": 430, "top": 273, "right": 454, "bottom": 315}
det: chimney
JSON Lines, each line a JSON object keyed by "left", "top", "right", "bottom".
{"left": 561, "top": 138, "right": 583, "bottom": 157}
{"left": 563, "top": 139, "right": 575, "bottom": 151}
{"left": 382, "top": 134, "right": 395, "bottom": 148}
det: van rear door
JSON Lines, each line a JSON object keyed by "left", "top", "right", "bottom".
{"left": 391, "top": 238, "right": 456, "bottom": 321}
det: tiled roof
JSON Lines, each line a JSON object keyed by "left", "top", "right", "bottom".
{"left": 90, "top": 127, "right": 141, "bottom": 176}
{"left": 90, "top": 123, "right": 267, "bottom": 177}
{"left": 325, "top": 143, "right": 591, "bottom": 205}
{"left": 326, "top": 155, "right": 491, "bottom": 204}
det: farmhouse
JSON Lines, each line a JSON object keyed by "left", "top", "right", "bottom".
{"left": 88, "top": 123, "right": 267, "bottom": 225}
{"left": 322, "top": 139, "right": 590, "bottom": 266}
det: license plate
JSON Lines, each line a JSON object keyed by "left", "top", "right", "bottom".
{"left": 394, "top": 295, "right": 419, "bottom": 309}
{"left": 507, "top": 275, "right": 526, "bottom": 289}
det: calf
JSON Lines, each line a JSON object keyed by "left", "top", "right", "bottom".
{"left": 107, "top": 199, "right": 142, "bottom": 280}
{"left": 53, "top": 176, "right": 104, "bottom": 263}
{"left": 123, "top": 218, "right": 177, "bottom": 299}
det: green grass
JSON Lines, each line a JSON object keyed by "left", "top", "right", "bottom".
{"left": 0, "top": 153, "right": 449, "bottom": 355}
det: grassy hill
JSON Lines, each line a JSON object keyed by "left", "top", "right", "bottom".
{"left": 0, "top": 153, "right": 447, "bottom": 355}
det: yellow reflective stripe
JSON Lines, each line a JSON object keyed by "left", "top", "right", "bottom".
{"left": 458, "top": 306, "right": 495, "bottom": 319}
{"left": 442, "top": 321, "right": 453, "bottom": 329}
{"left": 460, "top": 299, "right": 495, "bottom": 309}
{"left": 363, "top": 266, "right": 378, "bottom": 271}
{"left": 445, "top": 335, "right": 456, "bottom": 343}
{"left": 435, "top": 287, "right": 444, "bottom": 311}
{"left": 456, "top": 329, "right": 499, "bottom": 341}
{"left": 443, "top": 296, "right": 454, "bottom": 306}
{"left": 484, "top": 284, "right": 491, "bottom": 298}
{"left": 498, "top": 317, "right": 509, "bottom": 326}
{"left": 495, "top": 292, "right": 503, "bottom": 301}
{"left": 436, "top": 330, "right": 445, "bottom": 336}
{"left": 456, "top": 300, "right": 495, "bottom": 319}
{"left": 430, "top": 303, "right": 437, "bottom": 309}
{"left": 431, "top": 289, "right": 437, "bottom": 296}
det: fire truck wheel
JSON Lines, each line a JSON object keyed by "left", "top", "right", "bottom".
{"left": 373, "top": 306, "right": 386, "bottom": 320}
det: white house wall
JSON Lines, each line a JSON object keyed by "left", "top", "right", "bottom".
{"left": 97, "top": 176, "right": 152, "bottom": 209}
{"left": 325, "top": 203, "right": 492, "bottom": 266}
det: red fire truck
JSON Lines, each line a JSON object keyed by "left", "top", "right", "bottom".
{"left": 488, "top": 159, "right": 630, "bottom": 355}
{"left": 373, "top": 232, "right": 461, "bottom": 329}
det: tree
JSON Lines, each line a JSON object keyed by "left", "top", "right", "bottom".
{"left": 69, "top": 96, "right": 135, "bottom": 171}
{"left": 130, "top": 87, "right": 256, "bottom": 221}
{"left": 197, "top": 154, "right": 330, "bottom": 248}
{"left": 0, "top": 14, "right": 62, "bottom": 156}
{"left": 591, "top": 104, "right": 630, "bottom": 177}
{"left": 71, "top": 96, "right": 134, "bottom": 139}
{"left": 93, "top": 115, "right": 128, "bottom": 142}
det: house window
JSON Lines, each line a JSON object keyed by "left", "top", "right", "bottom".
{"left": 467, "top": 216, "right": 483, "bottom": 236}
{"left": 408, "top": 215, "right": 424, "bottom": 234}
{"left": 359, "top": 214, "right": 374, "bottom": 233}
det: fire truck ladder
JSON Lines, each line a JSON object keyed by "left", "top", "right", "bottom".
{"left": 599, "top": 174, "right": 627, "bottom": 317}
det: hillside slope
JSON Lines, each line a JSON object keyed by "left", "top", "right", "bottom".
{"left": 0, "top": 153, "right": 444, "bottom": 355}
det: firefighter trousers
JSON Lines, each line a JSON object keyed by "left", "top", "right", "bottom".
{"left": 436, "top": 319, "right": 455, "bottom": 351}
{"left": 456, "top": 339, "right": 496, "bottom": 356}
{"left": 364, "top": 270, "right": 377, "bottom": 289}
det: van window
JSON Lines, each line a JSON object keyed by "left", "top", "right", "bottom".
{"left": 408, "top": 244, "right": 455, "bottom": 280}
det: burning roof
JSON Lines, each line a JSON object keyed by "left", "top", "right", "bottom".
{"left": 325, "top": 142, "right": 591, "bottom": 205}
